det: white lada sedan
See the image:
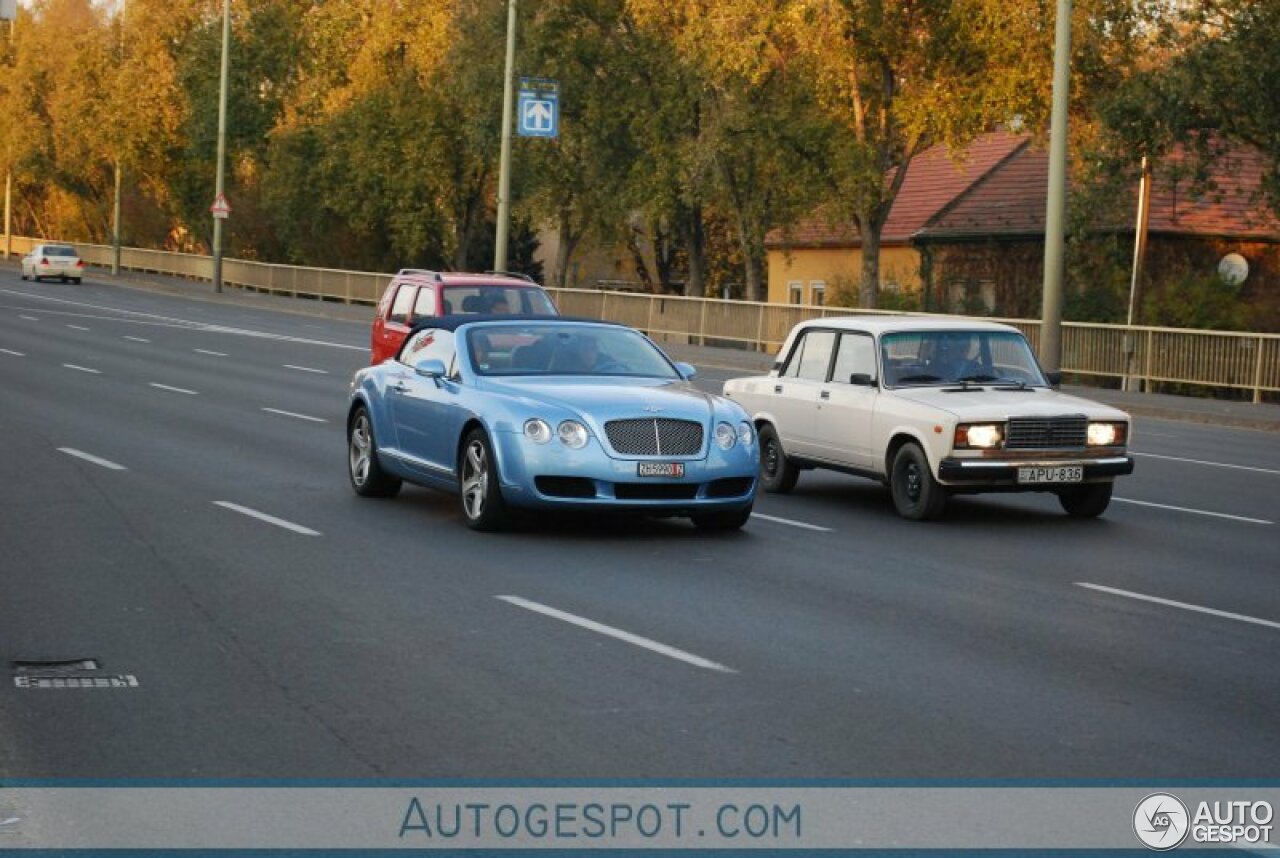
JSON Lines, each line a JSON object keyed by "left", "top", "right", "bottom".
{"left": 723, "top": 317, "right": 1134, "bottom": 520}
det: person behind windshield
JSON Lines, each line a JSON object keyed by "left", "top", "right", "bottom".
{"left": 930, "top": 335, "right": 982, "bottom": 381}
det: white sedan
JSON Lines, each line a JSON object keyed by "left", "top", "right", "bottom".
{"left": 724, "top": 316, "right": 1134, "bottom": 520}
{"left": 21, "top": 243, "right": 84, "bottom": 283}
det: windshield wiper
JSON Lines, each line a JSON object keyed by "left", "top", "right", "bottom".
{"left": 895, "top": 373, "right": 942, "bottom": 384}
{"left": 992, "top": 378, "right": 1032, "bottom": 391}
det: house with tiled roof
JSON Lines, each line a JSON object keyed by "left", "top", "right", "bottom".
{"left": 913, "top": 141, "right": 1280, "bottom": 324}
{"left": 765, "top": 130, "right": 1029, "bottom": 305}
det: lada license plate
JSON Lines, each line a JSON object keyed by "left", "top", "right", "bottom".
{"left": 1017, "top": 465, "right": 1083, "bottom": 484}
{"left": 638, "top": 462, "right": 684, "bottom": 478}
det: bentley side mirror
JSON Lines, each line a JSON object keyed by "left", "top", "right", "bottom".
{"left": 412, "top": 357, "right": 447, "bottom": 379}
{"left": 674, "top": 361, "right": 697, "bottom": 380}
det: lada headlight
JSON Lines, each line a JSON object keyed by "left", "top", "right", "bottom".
{"left": 558, "top": 420, "right": 589, "bottom": 449}
{"left": 955, "top": 423, "right": 1003, "bottom": 449}
{"left": 1087, "top": 421, "right": 1126, "bottom": 446}
{"left": 524, "top": 418, "right": 552, "bottom": 444}
{"left": 714, "top": 422, "right": 737, "bottom": 450}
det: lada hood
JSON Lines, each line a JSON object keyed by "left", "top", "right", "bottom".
{"left": 483, "top": 376, "right": 716, "bottom": 423}
{"left": 888, "top": 387, "right": 1130, "bottom": 422}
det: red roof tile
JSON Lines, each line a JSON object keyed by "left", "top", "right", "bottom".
{"left": 919, "top": 144, "right": 1280, "bottom": 241}
{"left": 766, "top": 130, "right": 1029, "bottom": 249}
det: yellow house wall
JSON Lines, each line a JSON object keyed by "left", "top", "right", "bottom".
{"left": 766, "top": 245, "right": 924, "bottom": 305}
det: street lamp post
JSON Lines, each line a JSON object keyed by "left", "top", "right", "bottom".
{"left": 211, "top": 0, "right": 231, "bottom": 293}
{"left": 112, "top": 2, "right": 124, "bottom": 276}
{"left": 1039, "top": 0, "right": 1072, "bottom": 375}
{"left": 493, "top": 0, "right": 517, "bottom": 272}
{"left": 3, "top": 7, "right": 15, "bottom": 264}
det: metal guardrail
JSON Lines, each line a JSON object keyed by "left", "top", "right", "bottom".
{"left": 6, "top": 235, "right": 1278, "bottom": 402}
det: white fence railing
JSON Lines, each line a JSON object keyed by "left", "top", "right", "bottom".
{"left": 7, "top": 235, "right": 1279, "bottom": 402}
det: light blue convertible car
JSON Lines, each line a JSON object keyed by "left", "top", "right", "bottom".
{"left": 346, "top": 316, "right": 758, "bottom": 531}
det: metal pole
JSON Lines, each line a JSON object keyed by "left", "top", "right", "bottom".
{"left": 1039, "top": 0, "right": 1072, "bottom": 373}
{"left": 4, "top": 14, "right": 14, "bottom": 263}
{"left": 111, "top": 159, "right": 122, "bottom": 274}
{"left": 111, "top": 3, "right": 123, "bottom": 275}
{"left": 3, "top": 171, "right": 10, "bottom": 263}
{"left": 493, "top": 0, "right": 517, "bottom": 272}
{"left": 1123, "top": 155, "right": 1152, "bottom": 391}
{"left": 211, "top": 0, "right": 230, "bottom": 293}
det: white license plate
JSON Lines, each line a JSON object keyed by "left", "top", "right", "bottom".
{"left": 637, "top": 462, "right": 685, "bottom": 478}
{"left": 1017, "top": 465, "right": 1083, "bottom": 484}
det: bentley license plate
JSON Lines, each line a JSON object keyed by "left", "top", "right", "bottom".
{"left": 1017, "top": 465, "right": 1083, "bottom": 484}
{"left": 638, "top": 462, "right": 685, "bottom": 478}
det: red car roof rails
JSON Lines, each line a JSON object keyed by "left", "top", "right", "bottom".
{"left": 396, "top": 268, "right": 444, "bottom": 280}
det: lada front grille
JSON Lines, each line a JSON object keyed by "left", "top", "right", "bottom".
{"left": 1005, "top": 416, "right": 1088, "bottom": 449}
{"left": 604, "top": 418, "right": 703, "bottom": 456}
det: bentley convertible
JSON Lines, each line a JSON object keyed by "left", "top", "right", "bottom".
{"left": 346, "top": 316, "right": 759, "bottom": 531}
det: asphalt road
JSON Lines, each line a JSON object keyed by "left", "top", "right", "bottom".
{"left": 0, "top": 269, "right": 1276, "bottom": 780}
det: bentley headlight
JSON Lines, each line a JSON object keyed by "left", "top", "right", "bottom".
{"left": 1087, "top": 421, "right": 1125, "bottom": 446}
{"left": 737, "top": 421, "right": 754, "bottom": 446}
{"left": 715, "top": 422, "right": 737, "bottom": 450}
{"left": 524, "top": 418, "right": 552, "bottom": 444}
{"left": 558, "top": 420, "right": 589, "bottom": 449}
{"left": 955, "top": 423, "right": 1003, "bottom": 449}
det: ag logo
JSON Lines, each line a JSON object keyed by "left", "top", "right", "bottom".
{"left": 1134, "top": 793, "right": 1190, "bottom": 850}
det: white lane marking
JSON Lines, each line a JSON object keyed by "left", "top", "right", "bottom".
{"left": 149, "top": 382, "right": 198, "bottom": 396}
{"left": 1132, "top": 451, "right": 1280, "bottom": 476}
{"left": 261, "top": 407, "right": 327, "bottom": 423}
{"left": 1114, "top": 497, "right": 1271, "bottom": 525}
{"left": 62, "top": 363, "right": 101, "bottom": 374}
{"left": 0, "top": 290, "right": 367, "bottom": 350}
{"left": 19, "top": 314, "right": 39, "bottom": 321}
{"left": 194, "top": 348, "right": 228, "bottom": 357}
{"left": 123, "top": 335, "right": 151, "bottom": 343}
{"left": 66, "top": 324, "right": 90, "bottom": 331}
{"left": 283, "top": 364, "right": 329, "bottom": 374}
{"left": 0, "top": 348, "right": 24, "bottom": 356}
{"left": 1077, "top": 583, "right": 1280, "bottom": 632}
{"left": 0, "top": 817, "right": 20, "bottom": 827}
{"left": 212, "top": 501, "right": 321, "bottom": 536}
{"left": 750, "top": 512, "right": 833, "bottom": 532}
{"left": 57, "top": 447, "right": 126, "bottom": 471}
{"left": 496, "top": 595, "right": 737, "bottom": 674}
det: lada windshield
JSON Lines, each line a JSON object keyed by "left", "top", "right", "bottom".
{"left": 880, "top": 330, "right": 1049, "bottom": 388}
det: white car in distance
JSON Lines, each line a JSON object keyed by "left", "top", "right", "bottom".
{"left": 21, "top": 243, "right": 84, "bottom": 283}
{"left": 723, "top": 317, "right": 1134, "bottom": 520}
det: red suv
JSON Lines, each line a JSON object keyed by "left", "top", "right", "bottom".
{"left": 370, "top": 270, "right": 559, "bottom": 364}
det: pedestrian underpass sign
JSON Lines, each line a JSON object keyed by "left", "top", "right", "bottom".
{"left": 518, "top": 77, "right": 559, "bottom": 139}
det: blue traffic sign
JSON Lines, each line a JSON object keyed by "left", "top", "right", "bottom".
{"left": 518, "top": 77, "right": 559, "bottom": 139}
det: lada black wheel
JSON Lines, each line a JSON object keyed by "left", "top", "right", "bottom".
{"left": 692, "top": 503, "right": 753, "bottom": 532}
{"left": 890, "top": 442, "right": 948, "bottom": 521}
{"left": 348, "top": 406, "right": 402, "bottom": 498}
{"left": 459, "top": 428, "right": 510, "bottom": 531}
{"left": 758, "top": 424, "right": 799, "bottom": 494}
{"left": 1058, "top": 482, "right": 1113, "bottom": 518}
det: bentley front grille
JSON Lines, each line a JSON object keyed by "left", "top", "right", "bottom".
{"left": 604, "top": 418, "right": 704, "bottom": 456}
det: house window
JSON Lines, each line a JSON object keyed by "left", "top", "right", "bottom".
{"left": 810, "top": 280, "right": 826, "bottom": 307}
{"left": 788, "top": 281, "right": 803, "bottom": 305}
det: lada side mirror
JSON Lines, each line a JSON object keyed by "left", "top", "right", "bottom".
{"left": 1046, "top": 370, "right": 1062, "bottom": 388}
{"left": 849, "top": 373, "right": 876, "bottom": 387}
